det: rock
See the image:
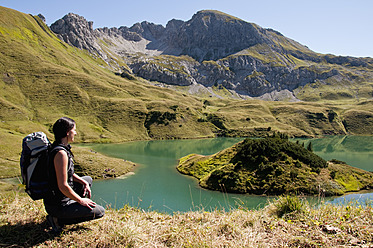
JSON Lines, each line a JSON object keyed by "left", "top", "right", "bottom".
{"left": 37, "top": 14, "right": 46, "bottom": 23}
{"left": 258, "top": 89, "right": 300, "bottom": 102}
{"left": 49, "top": 10, "right": 373, "bottom": 99}
{"left": 129, "top": 21, "right": 165, "bottom": 41}
{"left": 320, "top": 224, "right": 340, "bottom": 234}
{"left": 50, "top": 13, "right": 105, "bottom": 58}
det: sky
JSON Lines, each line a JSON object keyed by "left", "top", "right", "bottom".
{"left": 1, "top": 0, "right": 372, "bottom": 58}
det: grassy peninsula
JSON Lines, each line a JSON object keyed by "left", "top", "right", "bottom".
{"left": 1, "top": 6, "right": 373, "bottom": 181}
{"left": 0, "top": 6, "right": 372, "bottom": 247}
{"left": 177, "top": 133, "right": 373, "bottom": 196}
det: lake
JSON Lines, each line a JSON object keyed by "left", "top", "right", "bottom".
{"left": 80, "top": 136, "right": 373, "bottom": 213}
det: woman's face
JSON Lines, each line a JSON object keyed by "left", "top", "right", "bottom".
{"left": 66, "top": 124, "right": 77, "bottom": 143}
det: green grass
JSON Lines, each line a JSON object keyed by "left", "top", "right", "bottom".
{"left": 1, "top": 6, "right": 373, "bottom": 180}
{"left": 0, "top": 8, "right": 372, "bottom": 246}
{"left": 72, "top": 146, "right": 137, "bottom": 179}
{"left": 178, "top": 135, "right": 373, "bottom": 196}
{"left": 199, "top": 10, "right": 245, "bottom": 23}
{"left": 0, "top": 192, "right": 372, "bottom": 247}
{"left": 271, "top": 195, "right": 307, "bottom": 218}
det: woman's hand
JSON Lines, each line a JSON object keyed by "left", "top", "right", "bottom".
{"left": 72, "top": 173, "right": 92, "bottom": 198}
{"left": 82, "top": 182, "right": 92, "bottom": 199}
{"left": 79, "top": 198, "right": 96, "bottom": 210}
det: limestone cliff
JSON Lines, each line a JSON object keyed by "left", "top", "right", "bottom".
{"left": 50, "top": 10, "right": 373, "bottom": 100}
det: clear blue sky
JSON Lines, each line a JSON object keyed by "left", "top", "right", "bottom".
{"left": 1, "top": 0, "right": 372, "bottom": 58}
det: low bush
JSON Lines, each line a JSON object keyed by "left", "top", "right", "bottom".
{"left": 271, "top": 195, "right": 307, "bottom": 218}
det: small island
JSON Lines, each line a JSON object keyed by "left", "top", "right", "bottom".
{"left": 177, "top": 133, "right": 373, "bottom": 196}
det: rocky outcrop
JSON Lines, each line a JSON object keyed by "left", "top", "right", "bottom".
{"left": 37, "top": 14, "right": 46, "bottom": 23}
{"left": 128, "top": 54, "right": 341, "bottom": 97}
{"left": 50, "top": 13, "right": 106, "bottom": 58}
{"left": 50, "top": 10, "right": 373, "bottom": 99}
{"left": 163, "top": 11, "right": 269, "bottom": 61}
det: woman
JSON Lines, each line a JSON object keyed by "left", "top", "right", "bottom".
{"left": 44, "top": 117, "right": 104, "bottom": 233}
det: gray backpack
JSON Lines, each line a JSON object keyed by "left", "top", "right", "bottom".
{"left": 20, "top": 132, "right": 52, "bottom": 200}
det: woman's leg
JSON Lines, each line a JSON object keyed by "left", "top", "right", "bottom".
{"left": 45, "top": 175, "right": 105, "bottom": 226}
{"left": 57, "top": 200, "right": 105, "bottom": 225}
{"left": 59, "top": 175, "right": 105, "bottom": 225}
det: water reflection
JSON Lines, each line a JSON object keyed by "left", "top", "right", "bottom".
{"left": 292, "top": 136, "right": 373, "bottom": 171}
{"left": 81, "top": 136, "right": 372, "bottom": 213}
{"left": 328, "top": 192, "right": 373, "bottom": 206}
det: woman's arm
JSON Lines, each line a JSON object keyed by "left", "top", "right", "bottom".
{"left": 54, "top": 150, "right": 96, "bottom": 209}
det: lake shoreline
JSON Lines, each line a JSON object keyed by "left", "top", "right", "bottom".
{"left": 84, "top": 136, "right": 373, "bottom": 213}
{"left": 3, "top": 136, "right": 371, "bottom": 213}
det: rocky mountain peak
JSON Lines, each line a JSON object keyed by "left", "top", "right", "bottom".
{"left": 192, "top": 10, "right": 245, "bottom": 23}
{"left": 165, "top": 19, "right": 184, "bottom": 30}
{"left": 170, "top": 10, "right": 267, "bottom": 61}
{"left": 129, "top": 21, "right": 165, "bottom": 41}
{"left": 50, "top": 13, "right": 102, "bottom": 55}
{"left": 49, "top": 10, "right": 275, "bottom": 61}
{"left": 37, "top": 13, "right": 46, "bottom": 23}
{"left": 51, "top": 13, "right": 94, "bottom": 33}
{"left": 49, "top": 10, "right": 373, "bottom": 100}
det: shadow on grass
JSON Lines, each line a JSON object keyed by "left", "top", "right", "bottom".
{"left": 0, "top": 219, "right": 90, "bottom": 247}
{"left": 0, "top": 220, "right": 52, "bottom": 247}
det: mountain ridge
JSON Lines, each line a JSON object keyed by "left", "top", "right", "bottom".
{"left": 1, "top": 6, "right": 373, "bottom": 179}
{"left": 50, "top": 10, "right": 373, "bottom": 100}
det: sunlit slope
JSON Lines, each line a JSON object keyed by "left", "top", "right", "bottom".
{"left": 0, "top": 6, "right": 216, "bottom": 177}
{"left": 0, "top": 6, "right": 372, "bottom": 179}
{"left": 0, "top": 6, "right": 211, "bottom": 139}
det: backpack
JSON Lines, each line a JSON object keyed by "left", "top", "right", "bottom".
{"left": 20, "top": 132, "right": 52, "bottom": 200}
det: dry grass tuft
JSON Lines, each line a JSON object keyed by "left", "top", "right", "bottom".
{"left": 1, "top": 193, "right": 372, "bottom": 247}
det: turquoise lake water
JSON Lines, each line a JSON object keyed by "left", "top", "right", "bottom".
{"left": 80, "top": 136, "right": 372, "bottom": 213}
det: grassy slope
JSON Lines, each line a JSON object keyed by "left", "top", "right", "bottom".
{"left": 0, "top": 6, "right": 213, "bottom": 178}
{"left": 1, "top": 193, "right": 372, "bottom": 247}
{"left": 0, "top": 7, "right": 372, "bottom": 247}
{"left": 177, "top": 136, "right": 373, "bottom": 196}
{"left": 0, "top": 6, "right": 372, "bottom": 181}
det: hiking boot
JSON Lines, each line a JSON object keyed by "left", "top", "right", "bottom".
{"left": 46, "top": 215, "right": 62, "bottom": 234}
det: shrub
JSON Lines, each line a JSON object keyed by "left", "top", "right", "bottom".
{"left": 272, "top": 195, "right": 307, "bottom": 218}
{"left": 231, "top": 135, "right": 327, "bottom": 169}
{"left": 330, "top": 170, "right": 336, "bottom": 179}
{"left": 206, "top": 113, "right": 226, "bottom": 129}
{"left": 294, "top": 160, "right": 302, "bottom": 168}
{"left": 144, "top": 111, "right": 177, "bottom": 128}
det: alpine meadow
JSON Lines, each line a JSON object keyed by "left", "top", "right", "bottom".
{"left": 0, "top": 6, "right": 372, "bottom": 247}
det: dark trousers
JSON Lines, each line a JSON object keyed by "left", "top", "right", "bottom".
{"left": 44, "top": 176, "right": 105, "bottom": 225}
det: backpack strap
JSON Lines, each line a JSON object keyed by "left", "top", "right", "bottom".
{"left": 50, "top": 144, "right": 73, "bottom": 161}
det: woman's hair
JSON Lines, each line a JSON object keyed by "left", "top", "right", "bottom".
{"left": 52, "top": 117, "right": 76, "bottom": 143}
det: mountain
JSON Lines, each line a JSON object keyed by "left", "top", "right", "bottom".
{"left": 50, "top": 10, "right": 373, "bottom": 100}
{"left": 177, "top": 134, "right": 373, "bottom": 195}
{"left": 0, "top": 6, "right": 373, "bottom": 179}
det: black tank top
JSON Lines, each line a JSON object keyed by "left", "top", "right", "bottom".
{"left": 43, "top": 143, "right": 74, "bottom": 206}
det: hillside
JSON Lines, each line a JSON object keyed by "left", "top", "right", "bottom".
{"left": 177, "top": 134, "right": 373, "bottom": 196}
{"left": 2, "top": 193, "right": 372, "bottom": 247}
{"left": 0, "top": 6, "right": 214, "bottom": 177}
{"left": 0, "top": 7, "right": 372, "bottom": 247}
{"left": 50, "top": 10, "right": 373, "bottom": 101}
{"left": 0, "top": 6, "right": 373, "bottom": 179}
